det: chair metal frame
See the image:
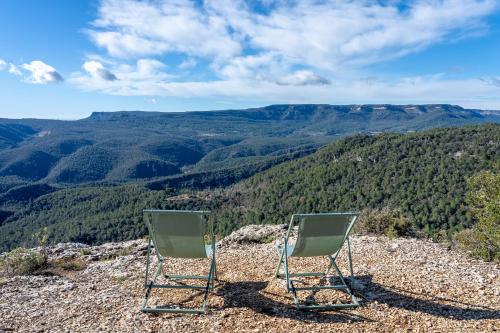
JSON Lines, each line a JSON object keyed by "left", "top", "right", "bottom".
{"left": 275, "top": 212, "right": 360, "bottom": 311}
{"left": 141, "top": 209, "right": 217, "bottom": 314}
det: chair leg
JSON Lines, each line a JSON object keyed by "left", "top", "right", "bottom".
{"left": 141, "top": 257, "right": 215, "bottom": 314}
{"left": 210, "top": 254, "right": 216, "bottom": 290}
{"left": 144, "top": 237, "right": 152, "bottom": 288}
{"left": 324, "top": 237, "right": 355, "bottom": 283}
{"left": 284, "top": 245, "right": 292, "bottom": 291}
{"left": 213, "top": 255, "right": 218, "bottom": 281}
{"left": 142, "top": 259, "right": 164, "bottom": 310}
{"left": 282, "top": 255, "right": 359, "bottom": 311}
{"left": 346, "top": 237, "right": 355, "bottom": 285}
{"left": 328, "top": 255, "right": 358, "bottom": 306}
{"left": 274, "top": 243, "right": 286, "bottom": 278}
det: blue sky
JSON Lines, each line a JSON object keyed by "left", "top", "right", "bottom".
{"left": 1, "top": 0, "right": 500, "bottom": 119}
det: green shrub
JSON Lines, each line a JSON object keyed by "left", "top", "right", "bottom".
{"left": 454, "top": 170, "right": 500, "bottom": 262}
{"left": 0, "top": 247, "right": 47, "bottom": 276}
{"left": 354, "top": 208, "right": 415, "bottom": 238}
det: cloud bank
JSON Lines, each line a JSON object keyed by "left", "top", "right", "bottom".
{"left": 68, "top": 0, "right": 499, "bottom": 106}
{"left": 0, "top": 1, "right": 492, "bottom": 108}
{"left": 88, "top": 0, "right": 496, "bottom": 70}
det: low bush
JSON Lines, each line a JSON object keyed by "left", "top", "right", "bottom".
{"left": 0, "top": 247, "right": 47, "bottom": 277}
{"left": 354, "top": 208, "right": 415, "bottom": 238}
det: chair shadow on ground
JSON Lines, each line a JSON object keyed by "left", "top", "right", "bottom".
{"left": 211, "top": 276, "right": 499, "bottom": 323}
{"left": 214, "top": 280, "right": 370, "bottom": 323}
{"left": 151, "top": 276, "right": 499, "bottom": 322}
{"left": 352, "top": 275, "right": 500, "bottom": 321}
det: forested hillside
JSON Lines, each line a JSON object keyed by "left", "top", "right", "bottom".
{"left": 0, "top": 185, "right": 206, "bottom": 251}
{"left": 0, "top": 124, "right": 497, "bottom": 251}
{"left": 214, "top": 124, "right": 499, "bottom": 237}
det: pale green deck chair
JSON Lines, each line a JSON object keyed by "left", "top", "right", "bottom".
{"left": 141, "top": 210, "right": 216, "bottom": 314}
{"left": 275, "top": 212, "right": 360, "bottom": 311}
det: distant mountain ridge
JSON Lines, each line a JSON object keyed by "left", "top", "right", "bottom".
{"left": 86, "top": 104, "right": 493, "bottom": 121}
{"left": 0, "top": 104, "right": 498, "bottom": 189}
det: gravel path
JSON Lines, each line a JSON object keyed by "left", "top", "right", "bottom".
{"left": 0, "top": 234, "right": 499, "bottom": 332}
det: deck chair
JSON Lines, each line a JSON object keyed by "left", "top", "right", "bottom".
{"left": 275, "top": 212, "right": 360, "bottom": 311}
{"left": 141, "top": 210, "right": 216, "bottom": 314}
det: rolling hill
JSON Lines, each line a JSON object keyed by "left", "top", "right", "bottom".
{"left": 0, "top": 104, "right": 498, "bottom": 188}
{"left": 0, "top": 123, "right": 497, "bottom": 251}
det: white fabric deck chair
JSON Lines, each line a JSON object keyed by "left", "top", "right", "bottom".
{"left": 141, "top": 210, "right": 216, "bottom": 314}
{"left": 275, "top": 212, "right": 360, "bottom": 310}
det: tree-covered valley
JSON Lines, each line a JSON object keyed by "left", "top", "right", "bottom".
{"left": 0, "top": 118, "right": 497, "bottom": 253}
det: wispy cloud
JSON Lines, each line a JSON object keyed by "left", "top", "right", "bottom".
{"left": 70, "top": 69, "right": 500, "bottom": 110}
{"left": 8, "top": 64, "right": 22, "bottom": 76}
{"left": 480, "top": 77, "right": 500, "bottom": 87}
{"left": 0, "top": 59, "right": 22, "bottom": 76}
{"left": 21, "top": 60, "right": 63, "bottom": 84}
{"left": 89, "top": 0, "right": 241, "bottom": 59}
{"left": 276, "top": 70, "right": 330, "bottom": 86}
{"left": 71, "top": 0, "right": 500, "bottom": 106}
{"left": 88, "top": 0, "right": 497, "bottom": 70}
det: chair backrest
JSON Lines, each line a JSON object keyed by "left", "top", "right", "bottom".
{"left": 144, "top": 210, "right": 210, "bottom": 258}
{"left": 289, "top": 213, "right": 358, "bottom": 257}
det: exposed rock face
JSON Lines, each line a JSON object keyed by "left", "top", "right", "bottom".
{"left": 0, "top": 226, "right": 499, "bottom": 332}
{"left": 217, "top": 224, "right": 288, "bottom": 247}
{"left": 47, "top": 242, "right": 89, "bottom": 259}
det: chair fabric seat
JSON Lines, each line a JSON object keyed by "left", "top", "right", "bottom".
{"left": 149, "top": 211, "right": 208, "bottom": 258}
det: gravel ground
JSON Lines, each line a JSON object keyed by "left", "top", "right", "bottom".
{"left": 0, "top": 232, "right": 499, "bottom": 332}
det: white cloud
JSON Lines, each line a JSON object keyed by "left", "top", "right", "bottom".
{"left": 71, "top": 0, "right": 500, "bottom": 108}
{"left": 84, "top": 0, "right": 498, "bottom": 82}
{"left": 89, "top": 0, "right": 497, "bottom": 69}
{"left": 89, "top": 0, "right": 241, "bottom": 59}
{"left": 83, "top": 60, "right": 117, "bottom": 81}
{"left": 209, "top": 0, "right": 497, "bottom": 70}
{"left": 70, "top": 58, "right": 174, "bottom": 95}
{"left": 21, "top": 60, "right": 63, "bottom": 84}
{"left": 216, "top": 53, "right": 287, "bottom": 81}
{"left": 0, "top": 61, "right": 22, "bottom": 76}
{"left": 276, "top": 70, "right": 330, "bottom": 86}
{"left": 8, "top": 64, "right": 22, "bottom": 76}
